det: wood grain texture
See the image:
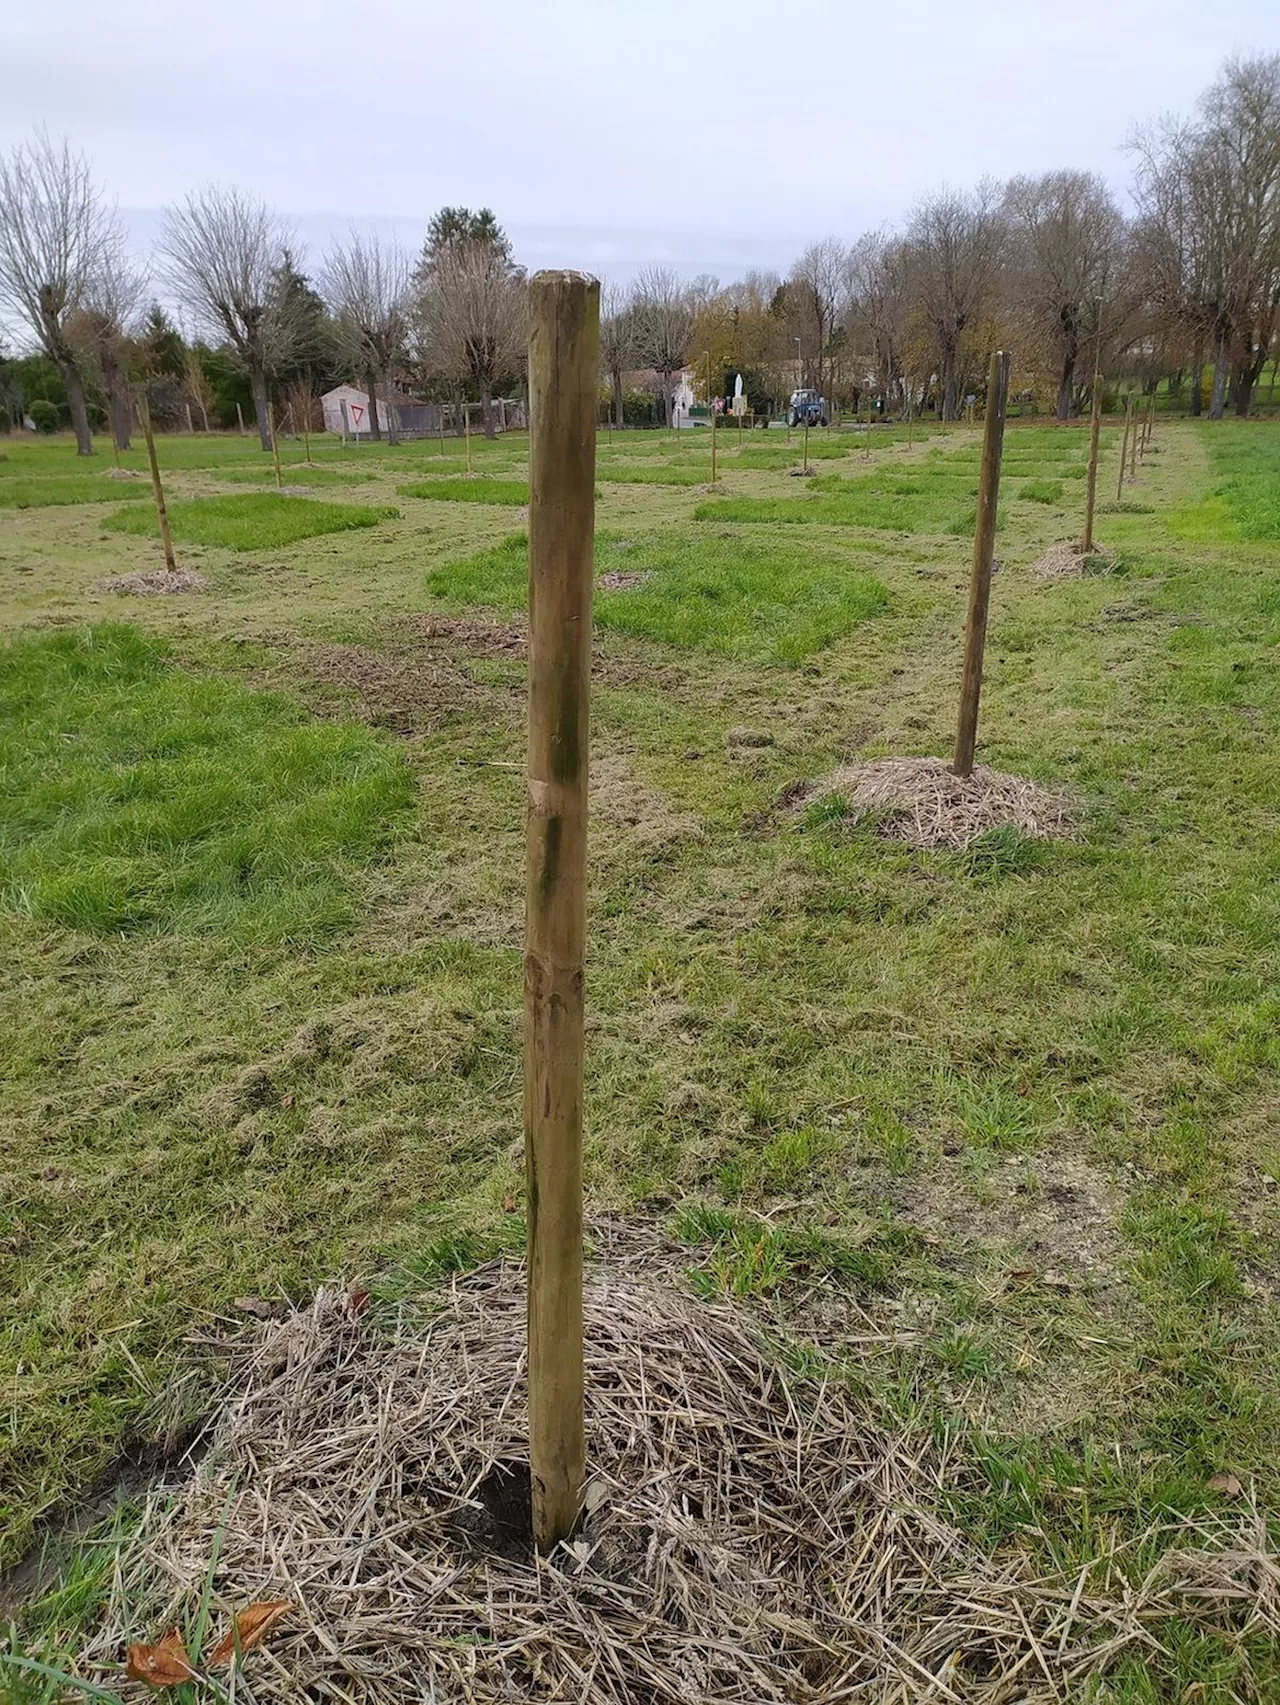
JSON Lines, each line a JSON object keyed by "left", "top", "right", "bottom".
{"left": 524, "top": 269, "right": 599, "bottom": 1552}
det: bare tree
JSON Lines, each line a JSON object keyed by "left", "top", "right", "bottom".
{"left": 903, "top": 185, "right": 1004, "bottom": 419}
{"left": 631, "top": 266, "right": 694, "bottom": 426}
{"left": 844, "top": 232, "right": 912, "bottom": 414}
{"left": 0, "top": 134, "right": 111, "bottom": 454}
{"left": 1132, "top": 57, "right": 1280, "bottom": 418}
{"left": 789, "top": 237, "right": 847, "bottom": 403}
{"left": 599, "top": 283, "right": 636, "bottom": 427}
{"left": 413, "top": 238, "right": 525, "bottom": 438}
{"left": 159, "top": 186, "right": 294, "bottom": 450}
{"left": 68, "top": 234, "right": 146, "bottom": 451}
{"left": 323, "top": 233, "right": 410, "bottom": 445}
{"left": 1002, "top": 172, "right": 1125, "bottom": 418}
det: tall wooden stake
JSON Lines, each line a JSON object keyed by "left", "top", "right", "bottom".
{"left": 1116, "top": 398, "right": 1131, "bottom": 502}
{"left": 803, "top": 416, "right": 810, "bottom": 472}
{"left": 1083, "top": 368, "right": 1103, "bottom": 555}
{"left": 138, "top": 393, "right": 178, "bottom": 577}
{"left": 236, "top": 401, "right": 246, "bottom": 436}
{"left": 464, "top": 403, "right": 472, "bottom": 473}
{"left": 525, "top": 270, "right": 598, "bottom": 1554}
{"left": 1128, "top": 397, "right": 1138, "bottom": 479}
{"left": 268, "top": 401, "right": 283, "bottom": 490}
{"left": 953, "top": 350, "right": 1010, "bottom": 779}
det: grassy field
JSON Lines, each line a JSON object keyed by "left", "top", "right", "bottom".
{"left": 1, "top": 417, "right": 1279, "bottom": 1698}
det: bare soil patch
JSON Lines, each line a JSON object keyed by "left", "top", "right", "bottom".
{"left": 891, "top": 1148, "right": 1129, "bottom": 1286}
{"left": 306, "top": 642, "right": 479, "bottom": 731}
{"left": 75, "top": 1229, "right": 1276, "bottom": 1704}
{"left": 411, "top": 612, "right": 528, "bottom": 658}
{"left": 102, "top": 569, "right": 209, "bottom": 596}
{"left": 807, "top": 755, "right": 1075, "bottom": 850}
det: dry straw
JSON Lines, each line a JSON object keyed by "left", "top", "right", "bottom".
{"left": 808, "top": 756, "right": 1075, "bottom": 851}
{"left": 81, "top": 1226, "right": 1276, "bottom": 1703}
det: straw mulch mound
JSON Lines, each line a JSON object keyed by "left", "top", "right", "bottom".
{"left": 79, "top": 1233, "right": 1276, "bottom": 1703}
{"left": 810, "top": 756, "right": 1075, "bottom": 850}
{"left": 1029, "top": 540, "right": 1116, "bottom": 580}
{"left": 102, "top": 569, "right": 209, "bottom": 596}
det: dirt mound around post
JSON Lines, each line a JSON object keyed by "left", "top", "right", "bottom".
{"left": 101, "top": 569, "right": 209, "bottom": 596}
{"left": 1030, "top": 540, "right": 1117, "bottom": 580}
{"left": 74, "top": 1227, "right": 1276, "bottom": 1703}
{"left": 807, "top": 755, "right": 1075, "bottom": 849}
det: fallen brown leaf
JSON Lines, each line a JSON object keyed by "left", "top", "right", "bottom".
{"left": 502, "top": 1192, "right": 517, "bottom": 1213}
{"left": 126, "top": 1628, "right": 195, "bottom": 1687}
{"left": 1208, "top": 1471, "right": 1243, "bottom": 1497}
{"left": 347, "top": 1288, "right": 370, "bottom": 1315}
{"left": 209, "top": 1599, "right": 294, "bottom": 1667}
{"left": 281, "top": 1092, "right": 295, "bottom": 1109}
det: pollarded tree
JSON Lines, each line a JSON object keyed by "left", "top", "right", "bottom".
{"left": 0, "top": 134, "right": 111, "bottom": 454}
{"left": 599, "top": 283, "right": 636, "bottom": 427}
{"left": 68, "top": 236, "right": 146, "bottom": 451}
{"left": 159, "top": 186, "right": 294, "bottom": 450}
{"left": 323, "top": 233, "right": 410, "bottom": 445}
{"left": 414, "top": 235, "right": 526, "bottom": 438}
{"left": 1002, "top": 172, "right": 1126, "bottom": 418}
{"left": 903, "top": 185, "right": 1004, "bottom": 420}
{"left": 631, "top": 266, "right": 694, "bottom": 427}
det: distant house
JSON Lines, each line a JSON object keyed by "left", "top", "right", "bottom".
{"left": 321, "top": 384, "right": 526, "bottom": 438}
{"left": 322, "top": 384, "right": 389, "bottom": 437}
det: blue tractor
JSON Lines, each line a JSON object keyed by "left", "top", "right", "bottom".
{"left": 788, "top": 388, "right": 828, "bottom": 428}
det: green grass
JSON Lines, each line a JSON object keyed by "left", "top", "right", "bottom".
{"left": 1205, "top": 426, "right": 1280, "bottom": 538}
{"left": 0, "top": 477, "right": 152, "bottom": 509}
{"left": 4, "top": 420, "right": 1280, "bottom": 1700}
{"left": 217, "top": 466, "right": 379, "bottom": 487}
{"left": 695, "top": 471, "right": 981, "bottom": 533}
{"left": 597, "top": 464, "right": 713, "bottom": 486}
{"left": 1017, "top": 479, "right": 1065, "bottom": 504}
{"left": 398, "top": 477, "right": 529, "bottom": 505}
{"left": 102, "top": 492, "right": 399, "bottom": 550}
{"left": 0, "top": 624, "right": 412, "bottom": 937}
{"left": 426, "top": 529, "right": 888, "bottom": 663}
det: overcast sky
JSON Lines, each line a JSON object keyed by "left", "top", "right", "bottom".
{"left": 3, "top": 0, "right": 1277, "bottom": 288}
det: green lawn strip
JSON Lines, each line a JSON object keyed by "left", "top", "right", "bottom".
{"left": 102, "top": 493, "right": 398, "bottom": 550}
{"left": 214, "top": 466, "right": 379, "bottom": 487}
{"left": 597, "top": 464, "right": 714, "bottom": 486}
{"left": 426, "top": 529, "right": 888, "bottom": 663}
{"left": 1017, "top": 479, "right": 1066, "bottom": 504}
{"left": 1203, "top": 421, "right": 1280, "bottom": 539}
{"left": 694, "top": 474, "right": 981, "bottom": 534}
{"left": 0, "top": 478, "right": 152, "bottom": 509}
{"left": 398, "top": 477, "right": 529, "bottom": 505}
{"left": 0, "top": 624, "right": 413, "bottom": 938}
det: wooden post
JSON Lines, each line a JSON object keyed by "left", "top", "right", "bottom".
{"left": 464, "top": 403, "right": 472, "bottom": 474}
{"left": 236, "top": 402, "right": 246, "bottom": 436}
{"left": 1083, "top": 369, "right": 1103, "bottom": 556}
{"left": 340, "top": 398, "right": 351, "bottom": 444}
{"left": 1116, "top": 398, "right": 1131, "bottom": 502}
{"left": 524, "top": 270, "right": 597, "bottom": 1555}
{"left": 952, "top": 349, "right": 1010, "bottom": 779}
{"left": 138, "top": 392, "right": 178, "bottom": 577}
{"left": 268, "top": 402, "right": 283, "bottom": 490}
{"left": 1128, "top": 397, "right": 1138, "bottom": 479}
{"left": 184, "top": 401, "right": 194, "bottom": 434}
{"left": 803, "top": 416, "right": 810, "bottom": 472}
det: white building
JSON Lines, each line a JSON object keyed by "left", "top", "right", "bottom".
{"left": 321, "top": 384, "right": 391, "bottom": 437}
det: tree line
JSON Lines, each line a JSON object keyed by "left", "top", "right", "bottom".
{"left": 0, "top": 52, "right": 1276, "bottom": 454}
